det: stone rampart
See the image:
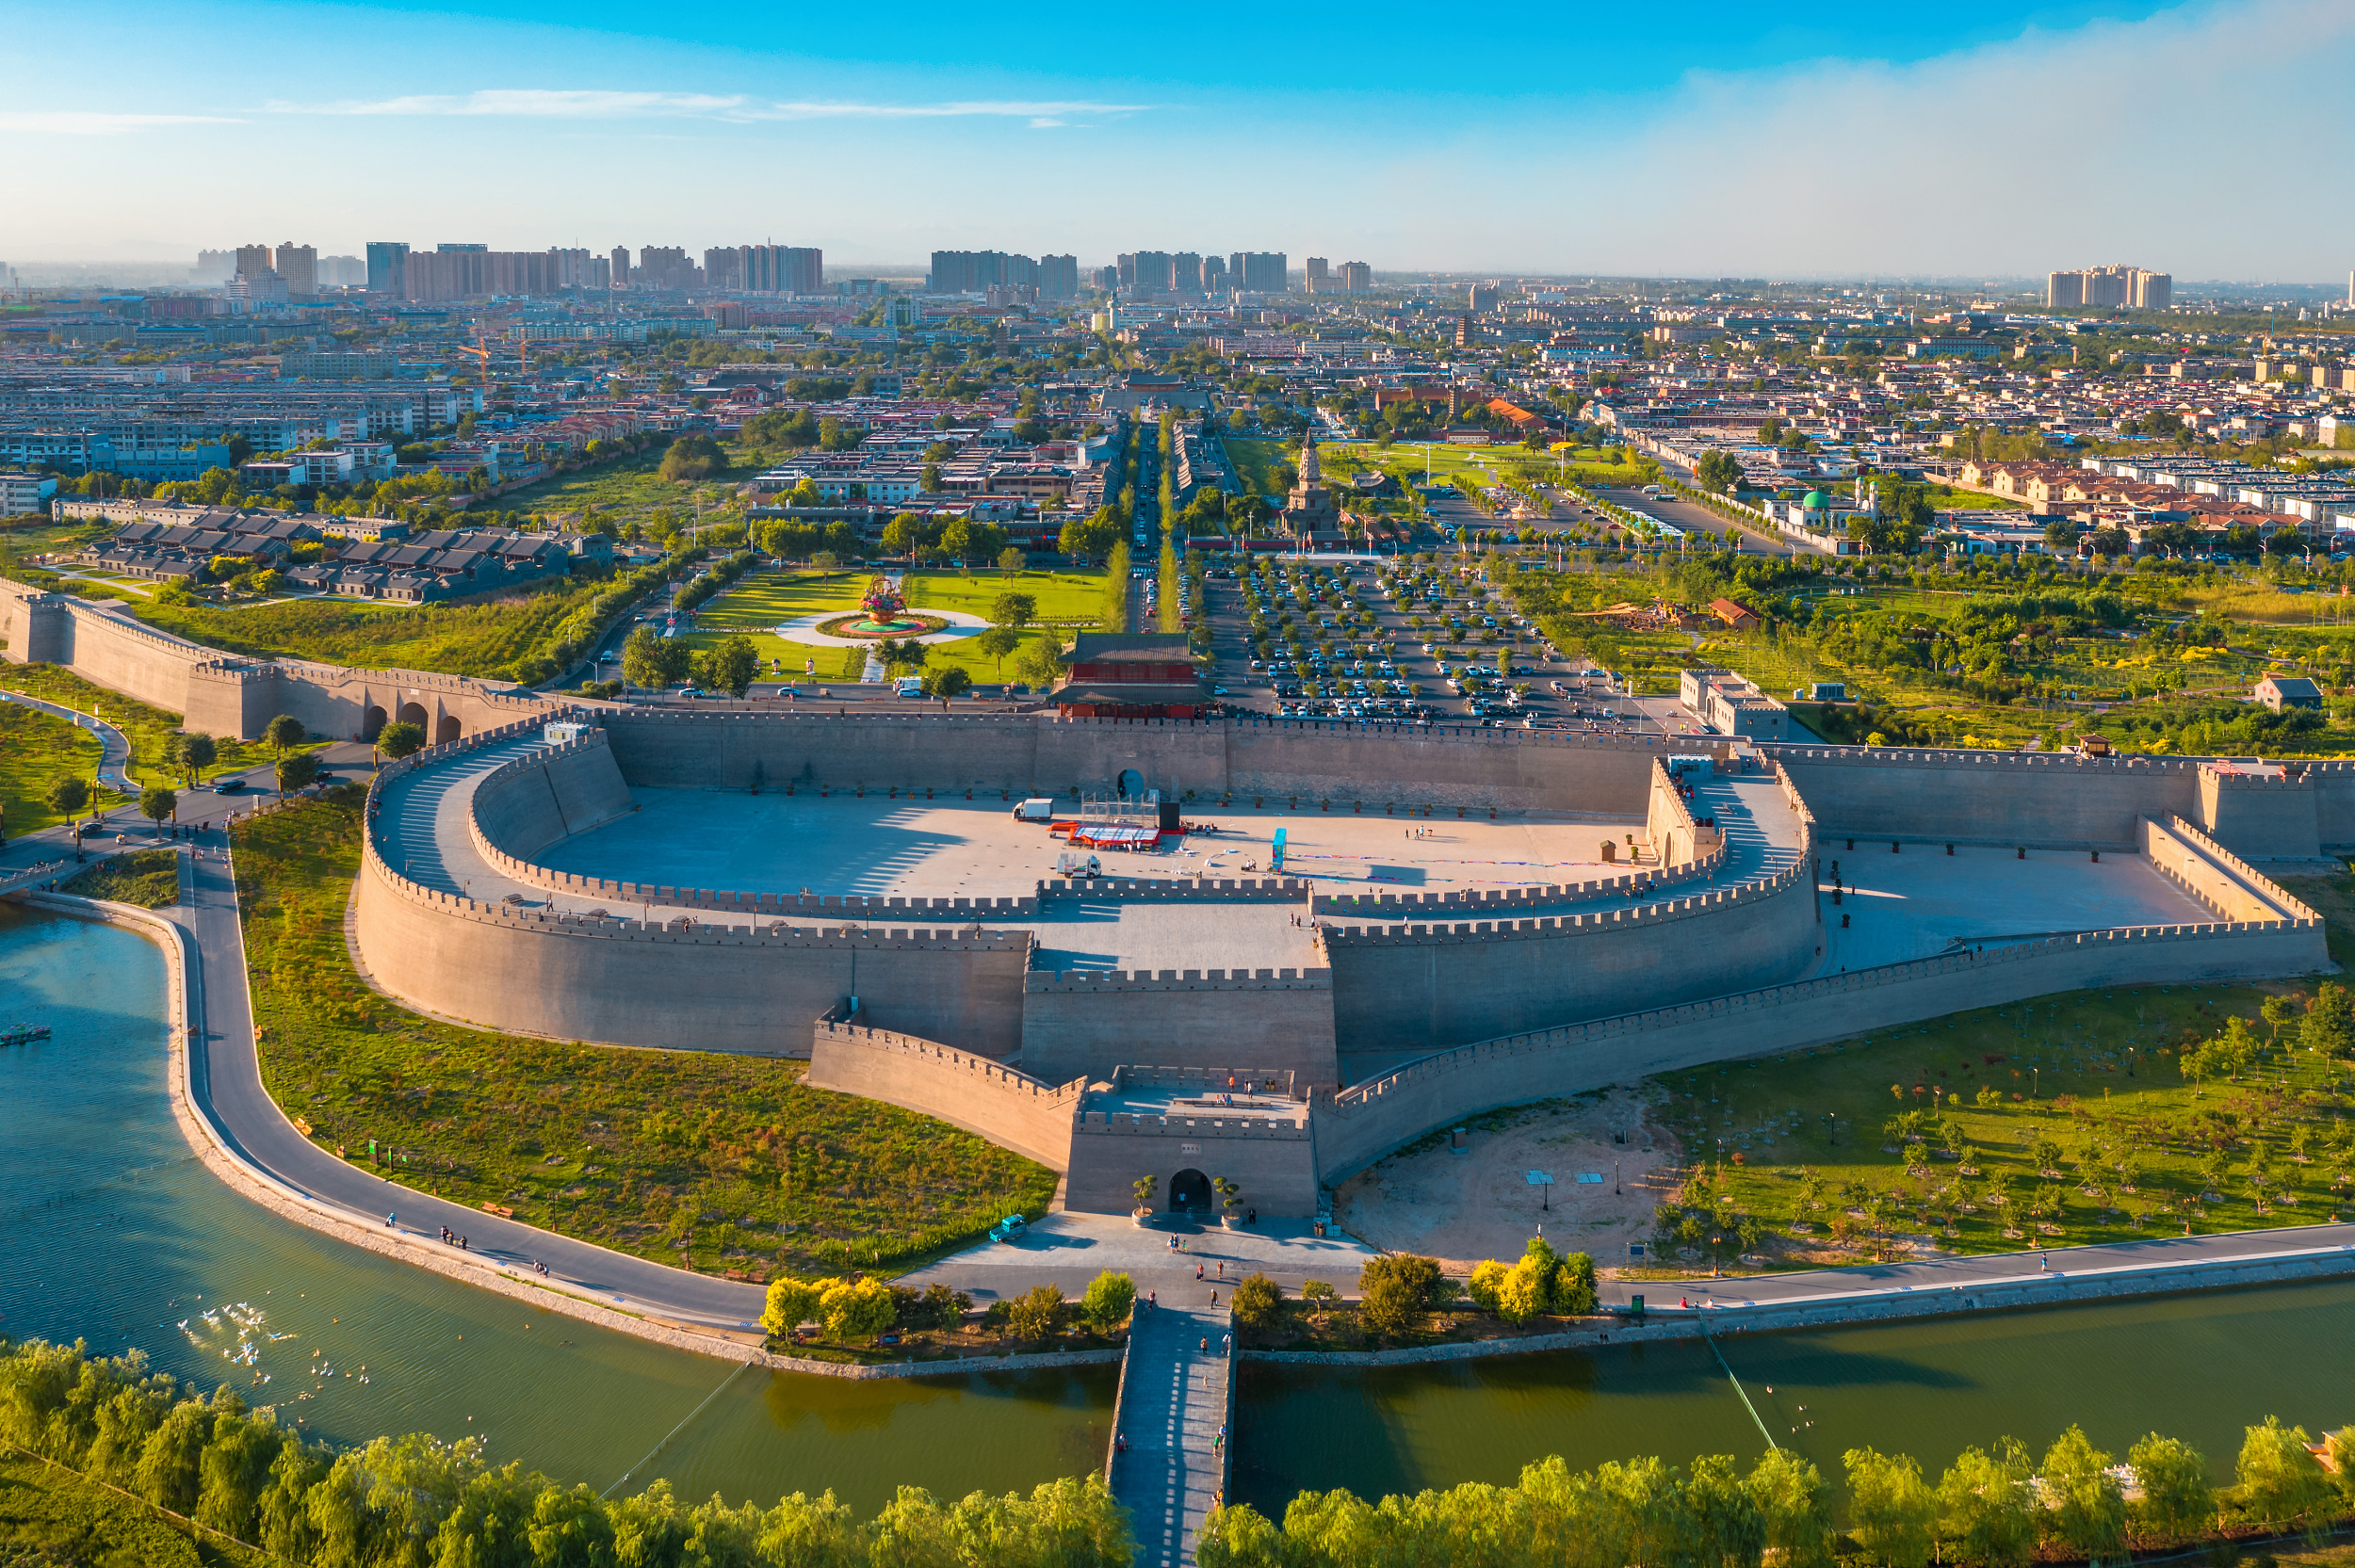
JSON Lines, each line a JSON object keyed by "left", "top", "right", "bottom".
{"left": 1313, "top": 916, "right": 2329, "bottom": 1184}
{"left": 1769, "top": 744, "right": 2205, "bottom": 850}
{"left": 356, "top": 722, "right": 1033, "bottom": 1056}
{"left": 1646, "top": 755, "right": 1705, "bottom": 869}
{"left": 2141, "top": 816, "right": 2322, "bottom": 926}
{"left": 1048, "top": 875, "right": 1307, "bottom": 904}
{"left": 2199, "top": 763, "right": 2323, "bottom": 860}
{"left": 1020, "top": 967, "right": 1340, "bottom": 1086}
{"left": 1320, "top": 764, "right": 1819, "bottom": 1055}
{"left": 806, "top": 1019, "right": 1082, "bottom": 1171}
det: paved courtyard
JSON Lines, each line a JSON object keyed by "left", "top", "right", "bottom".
{"left": 1814, "top": 842, "right": 2213, "bottom": 972}
{"left": 536, "top": 789, "right": 1649, "bottom": 900}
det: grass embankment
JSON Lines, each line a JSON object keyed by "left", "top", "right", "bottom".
{"left": 1642, "top": 947, "right": 2355, "bottom": 1272}
{"left": 0, "top": 1447, "right": 263, "bottom": 1568}
{"left": 493, "top": 438, "right": 760, "bottom": 522}
{"left": 677, "top": 568, "right": 1106, "bottom": 686}
{"left": 60, "top": 849, "right": 181, "bottom": 907}
{"left": 1224, "top": 436, "right": 1293, "bottom": 497}
{"left": 132, "top": 580, "right": 608, "bottom": 686}
{"left": 235, "top": 791, "right": 1058, "bottom": 1277}
{"left": 0, "top": 665, "right": 290, "bottom": 832}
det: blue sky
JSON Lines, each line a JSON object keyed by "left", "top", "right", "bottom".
{"left": 8, "top": 0, "right": 2351, "bottom": 280}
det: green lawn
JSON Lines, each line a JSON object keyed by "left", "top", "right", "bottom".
{"left": 0, "top": 699, "right": 99, "bottom": 832}
{"left": 675, "top": 568, "right": 1108, "bottom": 686}
{"left": 1224, "top": 436, "right": 1293, "bottom": 497}
{"left": 237, "top": 791, "right": 1059, "bottom": 1278}
{"left": 1649, "top": 924, "right": 2355, "bottom": 1272}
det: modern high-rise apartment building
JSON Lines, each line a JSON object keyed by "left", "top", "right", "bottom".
{"left": 552, "top": 249, "right": 609, "bottom": 291}
{"left": 1202, "top": 254, "right": 1227, "bottom": 294}
{"left": 233, "top": 244, "right": 271, "bottom": 281}
{"left": 636, "top": 247, "right": 696, "bottom": 291}
{"left": 1230, "top": 252, "right": 1288, "bottom": 292}
{"left": 1129, "top": 251, "right": 1175, "bottom": 294}
{"left": 737, "top": 245, "right": 822, "bottom": 294}
{"left": 1039, "top": 254, "right": 1080, "bottom": 299}
{"left": 1339, "top": 261, "right": 1372, "bottom": 292}
{"left": 1304, "top": 257, "right": 1330, "bottom": 293}
{"left": 1173, "top": 252, "right": 1204, "bottom": 292}
{"left": 365, "top": 242, "right": 409, "bottom": 295}
{"left": 2047, "top": 265, "right": 2169, "bottom": 310}
{"left": 609, "top": 246, "right": 630, "bottom": 287}
{"left": 273, "top": 243, "right": 317, "bottom": 299}
{"left": 401, "top": 250, "right": 562, "bottom": 301}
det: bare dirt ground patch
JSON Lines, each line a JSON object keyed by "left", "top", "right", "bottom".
{"left": 1331, "top": 1091, "right": 1681, "bottom": 1273}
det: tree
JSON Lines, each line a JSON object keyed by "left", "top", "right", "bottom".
{"left": 761, "top": 1277, "right": 821, "bottom": 1339}
{"left": 881, "top": 514, "right": 923, "bottom": 555}
{"left": 2126, "top": 1432, "right": 2212, "bottom": 1542}
{"left": 44, "top": 775, "right": 90, "bottom": 829}
{"left": 621, "top": 626, "right": 691, "bottom": 689}
{"left": 692, "top": 634, "right": 761, "bottom": 697}
{"left": 1080, "top": 1271, "right": 1135, "bottom": 1331}
{"left": 974, "top": 626, "right": 1023, "bottom": 674}
{"left": 658, "top": 433, "right": 724, "bottom": 482}
{"left": 1005, "top": 1283, "right": 1065, "bottom": 1341}
{"left": 375, "top": 721, "right": 426, "bottom": 762}
{"left": 2300, "top": 982, "right": 2352, "bottom": 1061}
{"left": 2043, "top": 518, "right": 2083, "bottom": 555}
{"left": 1015, "top": 637, "right": 1067, "bottom": 690}
{"left": 1844, "top": 1447, "right": 1937, "bottom": 1568}
{"left": 1749, "top": 1448, "right": 1837, "bottom": 1568}
{"left": 138, "top": 784, "right": 177, "bottom": 834}
{"left": 172, "top": 732, "right": 217, "bottom": 787}
{"left": 2039, "top": 1426, "right": 2126, "bottom": 1562}
{"left": 1694, "top": 450, "right": 1742, "bottom": 493}
{"left": 875, "top": 638, "right": 928, "bottom": 678}
{"left": 1357, "top": 1253, "right": 1441, "bottom": 1338}
{"left": 996, "top": 546, "right": 1027, "bottom": 573}
{"left": 263, "top": 714, "right": 304, "bottom": 758}
{"left": 990, "top": 591, "right": 1038, "bottom": 629}
{"left": 1228, "top": 1272, "right": 1283, "bottom": 1332}
{"left": 920, "top": 666, "right": 971, "bottom": 701}
{"left": 1467, "top": 1259, "right": 1510, "bottom": 1314}
{"left": 276, "top": 752, "right": 319, "bottom": 794}
{"left": 818, "top": 1277, "right": 896, "bottom": 1341}
{"left": 2235, "top": 1415, "right": 2334, "bottom": 1536}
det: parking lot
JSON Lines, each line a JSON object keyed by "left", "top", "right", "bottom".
{"left": 1193, "top": 554, "right": 1665, "bottom": 736}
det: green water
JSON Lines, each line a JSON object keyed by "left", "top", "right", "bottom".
{"left": 1238, "top": 1279, "right": 2355, "bottom": 1509}
{"left": 0, "top": 905, "right": 1113, "bottom": 1511}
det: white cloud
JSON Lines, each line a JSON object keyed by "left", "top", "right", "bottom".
{"left": 0, "top": 111, "right": 239, "bottom": 135}
{"left": 272, "top": 90, "right": 1148, "bottom": 123}
{"left": 1504, "top": 0, "right": 2355, "bottom": 278}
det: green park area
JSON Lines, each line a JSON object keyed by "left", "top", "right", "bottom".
{"left": 1223, "top": 435, "right": 1294, "bottom": 497}
{"left": 59, "top": 848, "right": 182, "bottom": 907}
{"left": 236, "top": 791, "right": 1059, "bottom": 1278}
{"left": 0, "top": 699, "right": 99, "bottom": 833}
{"left": 674, "top": 567, "right": 1108, "bottom": 686}
{"left": 1632, "top": 899, "right": 2355, "bottom": 1274}
{"left": 493, "top": 437, "right": 762, "bottom": 527}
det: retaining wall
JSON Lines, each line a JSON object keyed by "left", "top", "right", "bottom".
{"left": 2140, "top": 816, "right": 2321, "bottom": 926}
{"left": 1312, "top": 916, "right": 2330, "bottom": 1184}
{"left": 805, "top": 1019, "right": 1082, "bottom": 1171}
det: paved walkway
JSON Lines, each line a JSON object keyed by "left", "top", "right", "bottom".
{"left": 0, "top": 688, "right": 137, "bottom": 796}
{"left": 898, "top": 1210, "right": 1380, "bottom": 1307}
{"left": 1111, "top": 1300, "right": 1230, "bottom": 1568}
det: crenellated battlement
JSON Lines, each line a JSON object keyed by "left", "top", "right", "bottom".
{"left": 1024, "top": 966, "right": 1327, "bottom": 991}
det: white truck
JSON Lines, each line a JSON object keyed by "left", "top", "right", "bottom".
{"left": 1013, "top": 798, "right": 1057, "bottom": 823}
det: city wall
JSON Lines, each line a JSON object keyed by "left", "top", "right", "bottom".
{"left": 1065, "top": 1104, "right": 1321, "bottom": 1218}
{"left": 1766, "top": 744, "right": 2340, "bottom": 862}
{"left": 2139, "top": 816, "right": 2322, "bottom": 926}
{"left": 1311, "top": 916, "right": 2330, "bottom": 1184}
{"left": 1020, "top": 967, "right": 1340, "bottom": 1085}
{"left": 1321, "top": 765, "right": 1819, "bottom": 1054}
{"left": 354, "top": 721, "right": 1033, "bottom": 1057}
{"left": 805, "top": 1019, "right": 1082, "bottom": 1172}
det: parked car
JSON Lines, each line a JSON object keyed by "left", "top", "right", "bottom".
{"left": 990, "top": 1215, "right": 1029, "bottom": 1244}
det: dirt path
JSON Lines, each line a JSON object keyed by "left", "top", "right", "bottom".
{"left": 1331, "top": 1091, "right": 1681, "bottom": 1273}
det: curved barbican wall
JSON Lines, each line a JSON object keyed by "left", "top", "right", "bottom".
{"left": 1323, "top": 762, "right": 1821, "bottom": 1055}
{"left": 354, "top": 721, "right": 1031, "bottom": 1057}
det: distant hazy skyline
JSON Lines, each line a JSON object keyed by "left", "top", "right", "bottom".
{"left": 8, "top": 0, "right": 2351, "bottom": 280}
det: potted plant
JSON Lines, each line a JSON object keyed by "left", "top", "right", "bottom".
{"left": 1131, "top": 1174, "right": 1157, "bottom": 1228}
{"left": 1216, "top": 1176, "right": 1242, "bottom": 1229}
